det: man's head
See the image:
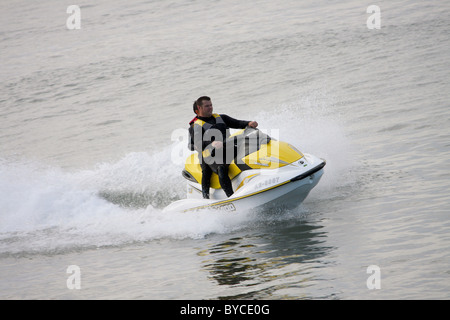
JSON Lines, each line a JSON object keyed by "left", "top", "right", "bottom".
{"left": 193, "top": 96, "right": 213, "bottom": 117}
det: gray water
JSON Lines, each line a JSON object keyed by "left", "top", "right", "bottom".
{"left": 0, "top": 0, "right": 449, "bottom": 300}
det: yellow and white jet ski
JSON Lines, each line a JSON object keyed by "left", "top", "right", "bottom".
{"left": 163, "top": 128, "right": 325, "bottom": 213}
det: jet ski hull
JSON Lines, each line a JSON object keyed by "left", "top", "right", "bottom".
{"left": 163, "top": 159, "right": 325, "bottom": 213}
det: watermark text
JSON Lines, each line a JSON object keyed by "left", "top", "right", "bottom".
{"left": 66, "top": 5, "right": 81, "bottom": 30}
{"left": 366, "top": 265, "right": 381, "bottom": 289}
{"left": 66, "top": 265, "right": 81, "bottom": 289}
{"left": 366, "top": 5, "right": 381, "bottom": 29}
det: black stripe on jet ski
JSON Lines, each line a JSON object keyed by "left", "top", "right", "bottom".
{"left": 290, "top": 160, "right": 326, "bottom": 182}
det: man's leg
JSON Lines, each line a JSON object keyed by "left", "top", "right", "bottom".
{"left": 200, "top": 161, "right": 212, "bottom": 199}
{"left": 217, "top": 165, "right": 234, "bottom": 198}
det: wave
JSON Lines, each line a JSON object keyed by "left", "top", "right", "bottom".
{"left": 0, "top": 151, "right": 255, "bottom": 256}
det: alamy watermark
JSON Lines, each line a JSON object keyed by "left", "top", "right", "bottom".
{"left": 64, "top": 6, "right": 381, "bottom": 31}
{"left": 66, "top": 5, "right": 81, "bottom": 30}
{"left": 366, "top": 5, "right": 381, "bottom": 29}
{"left": 66, "top": 265, "right": 81, "bottom": 290}
{"left": 366, "top": 265, "right": 381, "bottom": 290}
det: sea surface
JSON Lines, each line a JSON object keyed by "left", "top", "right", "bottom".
{"left": 0, "top": 0, "right": 449, "bottom": 299}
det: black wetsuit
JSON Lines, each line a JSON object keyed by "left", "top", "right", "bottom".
{"left": 188, "top": 114, "right": 249, "bottom": 199}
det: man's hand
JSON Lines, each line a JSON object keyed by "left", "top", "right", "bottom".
{"left": 248, "top": 121, "right": 258, "bottom": 128}
{"left": 212, "top": 141, "right": 223, "bottom": 149}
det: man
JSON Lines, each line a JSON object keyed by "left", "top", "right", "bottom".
{"left": 188, "top": 96, "right": 258, "bottom": 199}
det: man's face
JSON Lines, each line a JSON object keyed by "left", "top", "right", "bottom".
{"left": 197, "top": 100, "right": 213, "bottom": 117}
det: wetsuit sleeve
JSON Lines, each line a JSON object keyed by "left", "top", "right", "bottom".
{"left": 220, "top": 114, "right": 250, "bottom": 129}
{"left": 188, "top": 125, "right": 196, "bottom": 151}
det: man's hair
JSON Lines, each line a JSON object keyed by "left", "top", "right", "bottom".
{"left": 193, "top": 96, "right": 211, "bottom": 114}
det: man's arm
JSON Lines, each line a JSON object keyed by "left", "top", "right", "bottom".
{"left": 188, "top": 125, "right": 196, "bottom": 151}
{"left": 220, "top": 114, "right": 254, "bottom": 129}
{"left": 188, "top": 124, "right": 212, "bottom": 152}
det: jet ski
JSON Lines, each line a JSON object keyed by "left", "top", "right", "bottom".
{"left": 163, "top": 127, "right": 326, "bottom": 213}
